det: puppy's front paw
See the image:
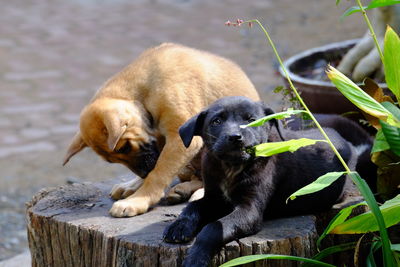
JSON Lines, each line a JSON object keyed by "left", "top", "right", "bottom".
{"left": 163, "top": 218, "right": 197, "bottom": 243}
{"left": 109, "top": 198, "right": 149, "bottom": 217}
{"left": 110, "top": 177, "right": 144, "bottom": 200}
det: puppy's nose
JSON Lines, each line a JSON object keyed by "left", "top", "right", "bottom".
{"left": 228, "top": 133, "right": 242, "bottom": 142}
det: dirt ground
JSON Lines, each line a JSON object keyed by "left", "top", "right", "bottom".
{"left": 0, "top": 0, "right": 366, "bottom": 261}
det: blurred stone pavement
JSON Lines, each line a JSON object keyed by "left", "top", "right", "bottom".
{"left": 0, "top": 0, "right": 365, "bottom": 262}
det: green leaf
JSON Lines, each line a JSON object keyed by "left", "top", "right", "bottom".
{"left": 392, "top": 244, "right": 400, "bottom": 252}
{"left": 273, "top": 85, "right": 284, "bottom": 93}
{"left": 341, "top": 1, "right": 400, "bottom": 19}
{"left": 241, "top": 109, "right": 307, "bottom": 128}
{"left": 368, "top": 0, "right": 400, "bottom": 10}
{"left": 394, "top": 252, "right": 400, "bottom": 267}
{"left": 220, "top": 254, "right": 335, "bottom": 267}
{"left": 384, "top": 26, "right": 400, "bottom": 101}
{"left": 371, "top": 129, "right": 391, "bottom": 153}
{"left": 317, "top": 201, "right": 367, "bottom": 247}
{"left": 346, "top": 172, "right": 394, "bottom": 266}
{"left": 326, "top": 65, "right": 398, "bottom": 126}
{"left": 287, "top": 171, "right": 346, "bottom": 202}
{"left": 312, "top": 242, "right": 357, "bottom": 262}
{"left": 341, "top": 6, "right": 367, "bottom": 19}
{"left": 380, "top": 120, "right": 400, "bottom": 157}
{"left": 331, "top": 194, "right": 400, "bottom": 234}
{"left": 367, "top": 239, "right": 382, "bottom": 267}
{"left": 381, "top": 102, "right": 400, "bottom": 121}
{"left": 253, "top": 138, "right": 325, "bottom": 157}
{"left": 336, "top": 0, "right": 342, "bottom": 6}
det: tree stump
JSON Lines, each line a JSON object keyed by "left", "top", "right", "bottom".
{"left": 26, "top": 179, "right": 360, "bottom": 267}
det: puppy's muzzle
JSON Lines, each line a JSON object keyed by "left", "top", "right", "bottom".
{"left": 211, "top": 131, "right": 253, "bottom": 163}
{"left": 228, "top": 133, "right": 243, "bottom": 143}
{"left": 128, "top": 141, "right": 160, "bottom": 178}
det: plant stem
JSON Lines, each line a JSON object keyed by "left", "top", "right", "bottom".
{"left": 355, "top": 0, "right": 385, "bottom": 63}
{"left": 248, "top": 19, "right": 351, "bottom": 173}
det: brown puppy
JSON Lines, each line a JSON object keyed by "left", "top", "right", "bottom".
{"left": 63, "top": 43, "right": 260, "bottom": 217}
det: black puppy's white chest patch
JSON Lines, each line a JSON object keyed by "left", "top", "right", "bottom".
{"left": 220, "top": 164, "right": 244, "bottom": 201}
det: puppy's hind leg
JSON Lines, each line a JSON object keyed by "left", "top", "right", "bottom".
{"left": 110, "top": 176, "right": 144, "bottom": 200}
{"left": 165, "top": 177, "right": 203, "bottom": 204}
{"left": 165, "top": 151, "right": 203, "bottom": 204}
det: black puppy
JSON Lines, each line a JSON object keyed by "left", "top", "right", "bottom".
{"left": 163, "top": 96, "right": 365, "bottom": 267}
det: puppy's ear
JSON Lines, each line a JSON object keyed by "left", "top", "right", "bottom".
{"left": 179, "top": 111, "right": 207, "bottom": 148}
{"left": 63, "top": 132, "right": 87, "bottom": 165}
{"left": 104, "top": 116, "right": 127, "bottom": 151}
{"left": 261, "top": 103, "right": 285, "bottom": 141}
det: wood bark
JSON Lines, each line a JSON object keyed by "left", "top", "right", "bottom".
{"left": 26, "top": 179, "right": 366, "bottom": 267}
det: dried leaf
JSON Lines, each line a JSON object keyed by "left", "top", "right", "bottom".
{"left": 360, "top": 78, "right": 394, "bottom": 129}
{"left": 360, "top": 78, "right": 394, "bottom": 103}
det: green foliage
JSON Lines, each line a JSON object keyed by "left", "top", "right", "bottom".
{"left": 311, "top": 242, "right": 358, "bottom": 262}
{"left": 367, "top": 0, "right": 400, "bottom": 9}
{"left": 219, "top": 254, "right": 335, "bottom": 267}
{"left": 327, "top": 19, "right": 400, "bottom": 266}
{"left": 327, "top": 27, "right": 400, "bottom": 203}
{"left": 342, "top": 6, "right": 368, "bottom": 18}
{"left": 273, "top": 85, "right": 284, "bottom": 93}
{"left": 368, "top": 26, "right": 400, "bottom": 201}
{"left": 341, "top": 0, "right": 400, "bottom": 19}
{"left": 272, "top": 85, "right": 303, "bottom": 111}
{"left": 241, "top": 109, "right": 306, "bottom": 128}
{"left": 371, "top": 128, "right": 390, "bottom": 153}
{"left": 380, "top": 120, "right": 400, "bottom": 156}
{"left": 326, "top": 65, "right": 400, "bottom": 127}
{"left": 367, "top": 239, "right": 382, "bottom": 267}
{"left": 392, "top": 244, "right": 400, "bottom": 252}
{"left": 347, "top": 172, "right": 394, "bottom": 265}
{"left": 287, "top": 171, "right": 346, "bottom": 202}
{"left": 253, "top": 138, "right": 325, "bottom": 157}
{"left": 330, "top": 194, "right": 400, "bottom": 234}
{"left": 224, "top": 2, "right": 400, "bottom": 264}
{"left": 384, "top": 26, "right": 400, "bottom": 101}
{"left": 317, "top": 201, "right": 367, "bottom": 247}
{"left": 382, "top": 102, "right": 400, "bottom": 120}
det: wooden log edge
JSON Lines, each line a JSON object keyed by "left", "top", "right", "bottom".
{"left": 26, "top": 179, "right": 365, "bottom": 267}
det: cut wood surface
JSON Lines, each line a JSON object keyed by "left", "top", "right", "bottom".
{"left": 26, "top": 179, "right": 363, "bottom": 267}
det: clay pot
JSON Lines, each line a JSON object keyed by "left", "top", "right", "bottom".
{"left": 279, "top": 39, "right": 387, "bottom": 114}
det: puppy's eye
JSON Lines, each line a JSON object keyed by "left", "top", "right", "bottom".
{"left": 211, "top": 117, "right": 222, "bottom": 126}
{"left": 245, "top": 115, "right": 256, "bottom": 122}
{"left": 116, "top": 142, "right": 132, "bottom": 154}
